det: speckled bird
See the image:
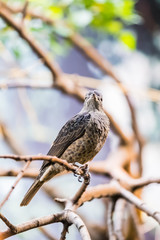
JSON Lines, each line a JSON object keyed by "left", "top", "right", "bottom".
{"left": 20, "top": 90, "right": 110, "bottom": 206}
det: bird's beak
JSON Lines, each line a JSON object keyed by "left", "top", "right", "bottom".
{"left": 92, "top": 93, "right": 97, "bottom": 101}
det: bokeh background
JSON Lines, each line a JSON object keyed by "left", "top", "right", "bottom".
{"left": 0, "top": 0, "right": 160, "bottom": 239}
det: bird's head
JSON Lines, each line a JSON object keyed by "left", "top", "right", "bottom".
{"left": 83, "top": 90, "right": 103, "bottom": 111}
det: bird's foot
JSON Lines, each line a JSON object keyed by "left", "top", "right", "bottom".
{"left": 73, "top": 164, "right": 90, "bottom": 184}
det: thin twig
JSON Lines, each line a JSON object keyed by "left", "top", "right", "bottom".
{"left": 72, "top": 164, "right": 90, "bottom": 206}
{"left": 60, "top": 222, "right": 69, "bottom": 240}
{"left": 0, "top": 213, "right": 17, "bottom": 233}
{"left": 107, "top": 198, "right": 117, "bottom": 240}
{"left": 113, "top": 199, "right": 126, "bottom": 240}
{"left": 21, "top": 1, "right": 29, "bottom": 25}
{"left": 131, "top": 177, "right": 160, "bottom": 191}
{"left": 0, "top": 160, "right": 31, "bottom": 208}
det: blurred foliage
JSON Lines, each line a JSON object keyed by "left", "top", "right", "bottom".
{"left": 0, "top": 0, "right": 141, "bottom": 58}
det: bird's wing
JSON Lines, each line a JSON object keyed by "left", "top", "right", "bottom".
{"left": 41, "top": 112, "right": 91, "bottom": 170}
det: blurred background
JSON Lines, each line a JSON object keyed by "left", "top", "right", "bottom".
{"left": 0, "top": 0, "right": 160, "bottom": 239}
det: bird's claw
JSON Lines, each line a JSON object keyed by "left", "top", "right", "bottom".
{"left": 73, "top": 164, "right": 90, "bottom": 184}
{"left": 78, "top": 175, "right": 83, "bottom": 182}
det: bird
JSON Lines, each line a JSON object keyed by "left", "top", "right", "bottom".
{"left": 20, "top": 90, "right": 110, "bottom": 206}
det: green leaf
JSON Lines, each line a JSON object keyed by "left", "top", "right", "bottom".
{"left": 105, "top": 20, "right": 123, "bottom": 34}
{"left": 48, "top": 6, "right": 63, "bottom": 19}
{"left": 119, "top": 31, "right": 136, "bottom": 49}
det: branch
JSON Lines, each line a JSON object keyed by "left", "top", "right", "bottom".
{"left": 113, "top": 199, "right": 126, "bottom": 240}
{"left": 78, "top": 181, "right": 120, "bottom": 207}
{"left": 0, "top": 210, "right": 91, "bottom": 240}
{"left": 107, "top": 198, "right": 117, "bottom": 240}
{"left": 0, "top": 154, "right": 86, "bottom": 176}
{"left": 119, "top": 184, "right": 160, "bottom": 224}
{"left": 60, "top": 222, "right": 69, "bottom": 240}
{"left": 64, "top": 210, "right": 91, "bottom": 240}
{"left": 0, "top": 212, "right": 64, "bottom": 239}
{"left": 72, "top": 164, "right": 90, "bottom": 206}
{"left": 21, "top": 1, "right": 28, "bottom": 25}
{"left": 0, "top": 213, "right": 17, "bottom": 234}
{"left": 131, "top": 177, "right": 160, "bottom": 191}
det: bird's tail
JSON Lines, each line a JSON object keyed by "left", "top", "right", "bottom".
{"left": 20, "top": 179, "right": 44, "bottom": 206}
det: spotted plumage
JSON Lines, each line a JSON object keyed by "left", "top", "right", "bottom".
{"left": 20, "top": 90, "right": 110, "bottom": 206}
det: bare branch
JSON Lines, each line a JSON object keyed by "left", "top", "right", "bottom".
{"left": 119, "top": 184, "right": 160, "bottom": 224}
{"left": 72, "top": 164, "right": 90, "bottom": 206}
{"left": 60, "top": 222, "right": 69, "bottom": 240}
{"left": 64, "top": 210, "right": 91, "bottom": 240}
{"left": 0, "top": 212, "right": 64, "bottom": 239}
{"left": 0, "top": 213, "right": 17, "bottom": 234}
{"left": 21, "top": 1, "right": 29, "bottom": 25}
{"left": 0, "top": 154, "right": 84, "bottom": 176}
{"left": 78, "top": 181, "right": 120, "bottom": 207}
{"left": 113, "top": 199, "right": 126, "bottom": 240}
{"left": 0, "top": 210, "right": 91, "bottom": 240}
{"left": 131, "top": 177, "right": 160, "bottom": 191}
{"left": 107, "top": 198, "right": 117, "bottom": 240}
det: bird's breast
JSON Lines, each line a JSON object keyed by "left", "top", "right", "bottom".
{"left": 61, "top": 112, "right": 109, "bottom": 164}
